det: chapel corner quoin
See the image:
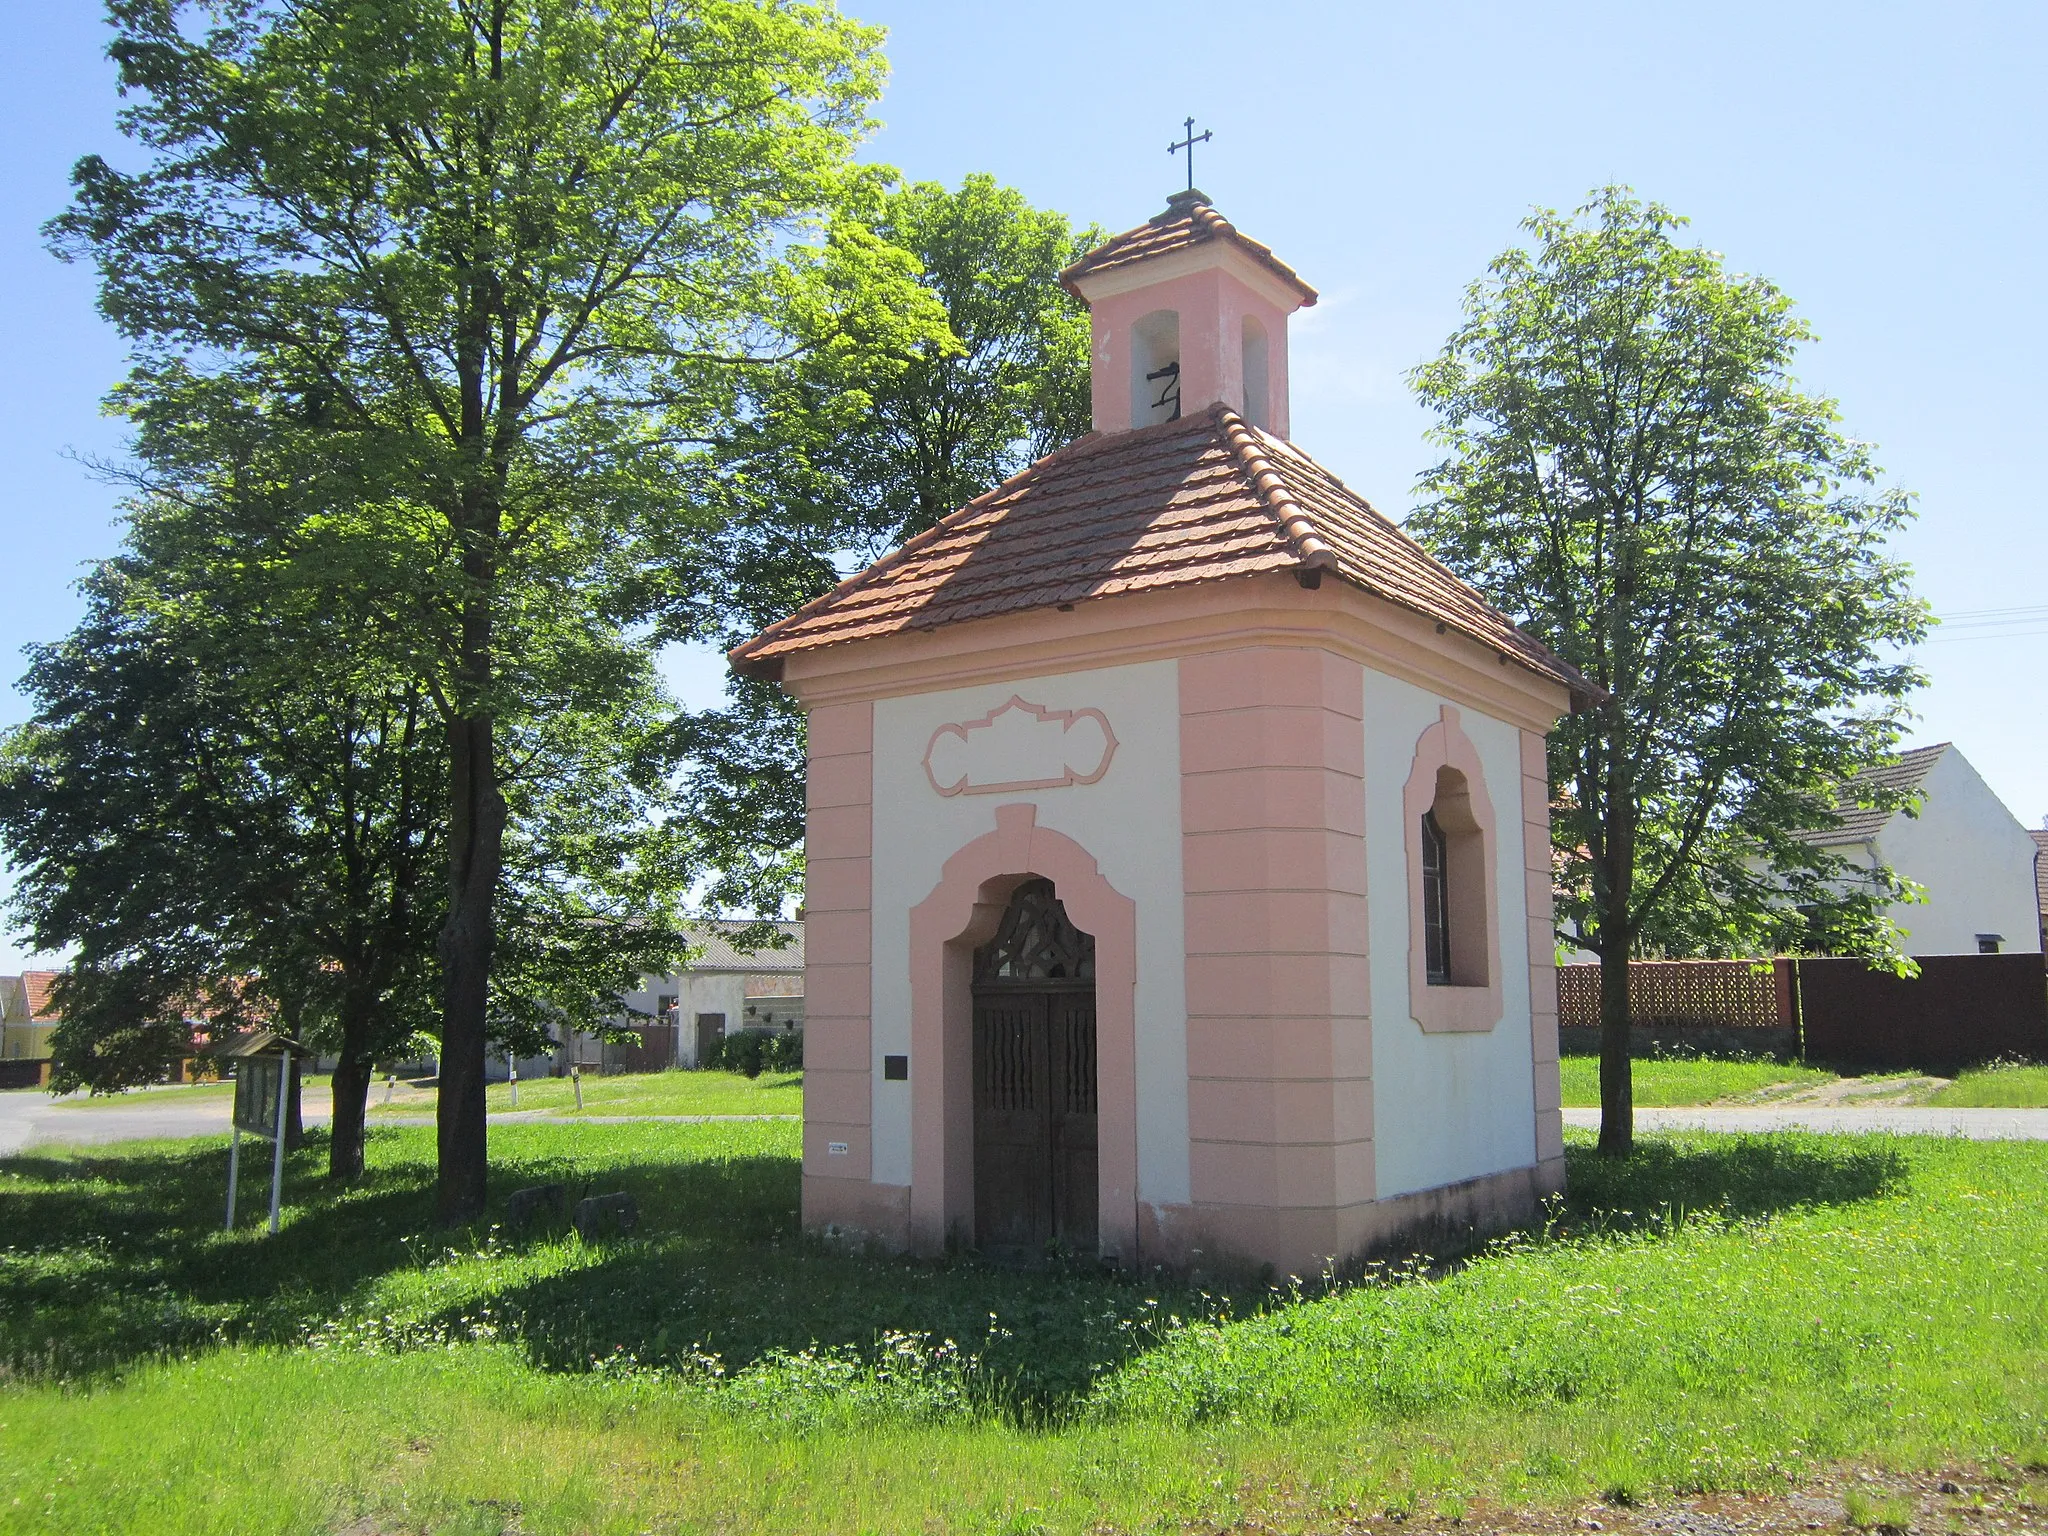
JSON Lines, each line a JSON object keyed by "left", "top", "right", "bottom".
{"left": 728, "top": 191, "right": 1591, "bottom": 1277}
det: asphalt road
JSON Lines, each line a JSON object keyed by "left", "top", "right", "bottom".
{"left": 0, "top": 1083, "right": 332, "bottom": 1157}
{"left": 0, "top": 1089, "right": 813, "bottom": 1155}
{"left": 6, "top": 1087, "right": 2046, "bottom": 1158}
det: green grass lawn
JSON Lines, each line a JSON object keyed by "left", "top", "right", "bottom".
{"left": 1930, "top": 1061, "right": 2048, "bottom": 1107}
{"left": 1558, "top": 1053, "right": 1837, "bottom": 1106}
{"left": 368, "top": 1068, "right": 803, "bottom": 1118}
{"left": 1, "top": 1120, "right": 2043, "bottom": 1533}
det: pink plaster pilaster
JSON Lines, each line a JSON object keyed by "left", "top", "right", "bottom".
{"left": 1179, "top": 646, "right": 1371, "bottom": 1258}
{"left": 802, "top": 701, "right": 874, "bottom": 1209}
{"left": 1522, "top": 729, "right": 1565, "bottom": 1188}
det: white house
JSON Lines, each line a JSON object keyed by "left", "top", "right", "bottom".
{"left": 1811, "top": 742, "right": 2041, "bottom": 955}
{"left": 563, "top": 920, "right": 806, "bottom": 1072}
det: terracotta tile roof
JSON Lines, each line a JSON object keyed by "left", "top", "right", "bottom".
{"left": 1060, "top": 192, "right": 1318, "bottom": 306}
{"left": 730, "top": 404, "right": 1588, "bottom": 697}
{"left": 2030, "top": 828, "right": 2048, "bottom": 913}
{"left": 1801, "top": 743, "right": 1947, "bottom": 844}
{"left": 22, "top": 970, "right": 60, "bottom": 1022}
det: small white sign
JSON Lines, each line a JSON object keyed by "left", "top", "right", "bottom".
{"left": 827, "top": 1141, "right": 849, "bottom": 1156}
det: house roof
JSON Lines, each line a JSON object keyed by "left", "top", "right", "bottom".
{"left": 685, "top": 920, "right": 803, "bottom": 973}
{"left": 22, "top": 970, "right": 60, "bottom": 1022}
{"left": 1059, "top": 191, "right": 1319, "bottom": 306}
{"left": 1803, "top": 743, "right": 1948, "bottom": 844}
{"left": 2031, "top": 828, "right": 2048, "bottom": 913}
{"left": 728, "top": 404, "right": 1590, "bottom": 699}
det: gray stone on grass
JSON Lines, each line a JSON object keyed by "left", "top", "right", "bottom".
{"left": 573, "top": 1191, "right": 639, "bottom": 1242}
{"left": 504, "top": 1182, "right": 565, "bottom": 1231}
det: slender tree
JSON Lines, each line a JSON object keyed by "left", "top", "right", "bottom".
{"left": 1408, "top": 188, "right": 1928, "bottom": 1155}
{"left": 49, "top": 0, "right": 939, "bottom": 1218}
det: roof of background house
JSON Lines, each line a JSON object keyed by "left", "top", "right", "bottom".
{"left": 684, "top": 920, "right": 803, "bottom": 973}
{"left": 22, "top": 970, "right": 60, "bottom": 1021}
{"left": 2031, "top": 828, "right": 2048, "bottom": 912}
{"left": 1803, "top": 742, "right": 1949, "bottom": 844}
{"left": 1059, "top": 191, "right": 1319, "bottom": 306}
{"left": 729, "top": 405, "right": 1591, "bottom": 699}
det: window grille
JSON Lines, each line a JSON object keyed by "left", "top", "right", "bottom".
{"left": 1421, "top": 809, "right": 1451, "bottom": 986}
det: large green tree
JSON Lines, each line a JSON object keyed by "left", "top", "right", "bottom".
{"left": 50, "top": 0, "right": 937, "bottom": 1218}
{"left": 0, "top": 492, "right": 443, "bottom": 1178}
{"left": 659, "top": 174, "right": 1098, "bottom": 920}
{"left": 721, "top": 173, "right": 1097, "bottom": 556}
{"left": 1408, "top": 188, "right": 1928, "bottom": 1155}
{"left": 0, "top": 433, "right": 689, "bottom": 1177}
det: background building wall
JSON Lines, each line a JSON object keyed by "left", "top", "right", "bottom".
{"left": 1872, "top": 748, "right": 2042, "bottom": 954}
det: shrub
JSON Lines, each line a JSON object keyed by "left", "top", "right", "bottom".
{"left": 699, "top": 1027, "right": 800, "bottom": 1077}
{"left": 712, "top": 1028, "right": 771, "bottom": 1078}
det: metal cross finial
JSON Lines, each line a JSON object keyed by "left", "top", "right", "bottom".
{"left": 1168, "top": 116, "right": 1211, "bottom": 193}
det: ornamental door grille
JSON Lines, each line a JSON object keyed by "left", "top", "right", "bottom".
{"left": 971, "top": 879, "right": 1098, "bottom": 1255}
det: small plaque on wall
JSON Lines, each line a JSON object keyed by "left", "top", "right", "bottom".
{"left": 883, "top": 1054, "right": 909, "bottom": 1080}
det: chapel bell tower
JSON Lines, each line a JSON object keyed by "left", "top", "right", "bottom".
{"left": 1060, "top": 187, "right": 1319, "bottom": 439}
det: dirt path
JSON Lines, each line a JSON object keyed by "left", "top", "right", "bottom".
{"left": 1269, "top": 1460, "right": 2043, "bottom": 1534}
{"left": 1760, "top": 1073, "right": 1951, "bottom": 1107}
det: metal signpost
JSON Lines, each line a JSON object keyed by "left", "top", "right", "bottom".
{"left": 224, "top": 1043, "right": 294, "bottom": 1234}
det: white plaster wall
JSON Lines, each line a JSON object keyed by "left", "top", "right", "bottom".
{"left": 870, "top": 660, "right": 1189, "bottom": 1203}
{"left": 618, "top": 971, "right": 749, "bottom": 1066}
{"left": 1362, "top": 669, "right": 1537, "bottom": 1199}
{"left": 1872, "top": 747, "right": 2042, "bottom": 954}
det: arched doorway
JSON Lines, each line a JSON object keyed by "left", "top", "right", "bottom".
{"left": 971, "top": 878, "right": 1099, "bottom": 1254}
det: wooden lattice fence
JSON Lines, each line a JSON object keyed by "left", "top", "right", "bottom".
{"left": 1557, "top": 960, "right": 1787, "bottom": 1030}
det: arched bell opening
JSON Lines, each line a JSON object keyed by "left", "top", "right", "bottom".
{"left": 1129, "top": 309, "right": 1182, "bottom": 427}
{"left": 1240, "top": 314, "right": 1270, "bottom": 429}
{"left": 970, "top": 878, "right": 1099, "bottom": 1256}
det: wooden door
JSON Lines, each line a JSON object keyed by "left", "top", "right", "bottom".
{"left": 971, "top": 880, "right": 1098, "bottom": 1256}
{"left": 973, "top": 993, "right": 1050, "bottom": 1251}
{"left": 695, "top": 1012, "right": 725, "bottom": 1066}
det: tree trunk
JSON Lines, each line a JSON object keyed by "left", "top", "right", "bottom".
{"left": 1596, "top": 942, "right": 1633, "bottom": 1156}
{"left": 436, "top": 708, "right": 506, "bottom": 1224}
{"left": 329, "top": 1054, "right": 371, "bottom": 1180}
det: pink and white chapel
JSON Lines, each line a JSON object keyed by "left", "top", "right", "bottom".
{"left": 731, "top": 188, "right": 1594, "bottom": 1276}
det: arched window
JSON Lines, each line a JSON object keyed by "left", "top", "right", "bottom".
{"left": 1404, "top": 705, "right": 1504, "bottom": 1032}
{"left": 1240, "top": 314, "right": 1270, "bottom": 429}
{"left": 1423, "top": 765, "right": 1488, "bottom": 988}
{"left": 1130, "top": 309, "right": 1181, "bottom": 427}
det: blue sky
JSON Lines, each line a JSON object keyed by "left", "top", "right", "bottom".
{"left": 2, "top": 2, "right": 2042, "bottom": 968}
